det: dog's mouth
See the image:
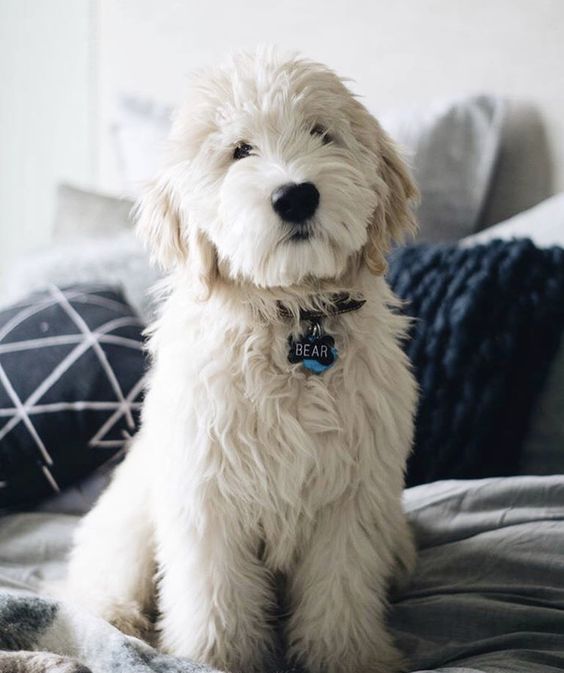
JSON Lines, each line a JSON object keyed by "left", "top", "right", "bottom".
{"left": 290, "top": 228, "right": 311, "bottom": 241}
{"left": 287, "top": 222, "right": 313, "bottom": 242}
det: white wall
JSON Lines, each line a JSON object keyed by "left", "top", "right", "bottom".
{"left": 2, "top": 0, "right": 564, "bottom": 269}
{"left": 0, "top": 0, "right": 96, "bottom": 272}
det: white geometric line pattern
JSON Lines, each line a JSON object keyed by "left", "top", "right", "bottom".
{"left": 51, "top": 286, "right": 136, "bottom": 429}
{"left": 0, "top": 360, "right": 55, "bottom": 470}
{"left": 0, "top": 285, "right": 147, "bottom": 501}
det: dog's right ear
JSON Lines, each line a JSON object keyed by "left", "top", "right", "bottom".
{"left": 135, "top": 173, "right": 187, "bottom": 270}
{"left": 135, "top": 169, "right": 219, "bottom": 296}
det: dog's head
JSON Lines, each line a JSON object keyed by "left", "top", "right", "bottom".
{"left": 137, "top": 48, "right": 417, "bottom": 292}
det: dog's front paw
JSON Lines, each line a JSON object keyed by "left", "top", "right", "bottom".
{"left": 161, "top": 635, "right": 270, "bottom": 673}
{"left": 159, "top": 616, "right": 274, "bottom": 673}
{"left": 103, "top": 601, "right": 153, "bottom": 642}
{"left": 358, "top": 648, "right": 408, "bottom": 673}
{"left": 294, "top": 647, "right": 407, "bottom": 673}
{"left": 65, "top": 592, "right": 153, "bottom": 644}
{"left": 289, "top": 621, "right": 407, "bottom": 673}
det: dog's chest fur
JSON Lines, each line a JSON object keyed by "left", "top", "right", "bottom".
{"left": 144, "top": 282, "right": 414, "bottom": 572}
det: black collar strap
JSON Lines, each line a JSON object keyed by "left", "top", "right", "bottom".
{"left": 278, "top": 293, "right": 366, "bottom": 322}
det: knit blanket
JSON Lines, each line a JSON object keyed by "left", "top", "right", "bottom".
{"left": 388, "top": 238, "right": 564, "bottom": 487}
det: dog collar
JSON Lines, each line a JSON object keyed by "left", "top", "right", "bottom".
{"left": 281, "top": 294, "right": 366, "bottom": 375}
{"left": 278, "top": 293, "right": 366, "bottom": 322}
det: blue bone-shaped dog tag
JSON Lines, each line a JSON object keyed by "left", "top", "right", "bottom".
{"left": 288, "top": 328, "right": 338, "bottom": 374}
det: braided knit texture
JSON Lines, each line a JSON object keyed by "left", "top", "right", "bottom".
{"left": 388, "top": 239, "right": 564, "bottom": 487}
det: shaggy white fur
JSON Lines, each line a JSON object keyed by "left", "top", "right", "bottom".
{"left": 65, "top": 47, "right": 419, "bottom": 673}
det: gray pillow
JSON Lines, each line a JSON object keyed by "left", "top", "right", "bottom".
{"left": 479, "top": 101, "right": 554, "bottom": 229}
{"left": 381, "top": 95, "right": 506, "bottom": 242}
{"left": 53, "top": 183, "right": 134, "bottom": 241}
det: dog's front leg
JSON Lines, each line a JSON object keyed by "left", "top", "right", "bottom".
{"left": 65, "top": 438, "right": 155, "bottom": 640}
{"left": 286, "top": 494, "right": 406, "bottom": 673}
{"left": 155, "top": 493, "right": 276, "bottom": 673}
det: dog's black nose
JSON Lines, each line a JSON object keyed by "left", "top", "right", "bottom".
{"left": 271, "top": 182, "right": 320, "bottom": 223}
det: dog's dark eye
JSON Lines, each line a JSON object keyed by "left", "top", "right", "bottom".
{"left": 311, "top": 125, "right": 332, "bottom": 144}
{"left": 233, "top": 142, "right": 253, "bottom": 160}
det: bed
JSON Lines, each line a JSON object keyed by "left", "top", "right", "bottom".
{"left": 1, "top": 476, "right": 564, "bottom": 672}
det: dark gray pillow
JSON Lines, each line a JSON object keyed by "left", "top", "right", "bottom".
{"left": 0, "top": 285, "right": 146, "bottom": 509}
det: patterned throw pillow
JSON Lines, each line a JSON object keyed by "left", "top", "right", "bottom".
{"left": 0, "top": 285, "right": 146, "bottom": 509}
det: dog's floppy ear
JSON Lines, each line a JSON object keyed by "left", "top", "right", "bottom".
{"left": 351, "top": 101, "right": 418, "bottom": 275}
{"left": 135, "top": 173, "right": 187, "bottom": 270}
{"left": 364, "top": 131, "right": 418, "bottom": 275}
{"left": 136, "top": 170, "right": 219, "bottom": 297}
{"left": 368, "top": 132, "right": 418, "bottom": 273}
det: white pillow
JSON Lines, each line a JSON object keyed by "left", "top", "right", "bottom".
{"left": 463, "top": 193, "right": 564, "bottom": 476}
{"left": 113, "top": 96, "right": 172, "bottom": 197}
{"left": 464, "top": 192, "right": 564, "bottom": 248}
{"left": 111, "top": 94, "right": 505, "bottom": 243}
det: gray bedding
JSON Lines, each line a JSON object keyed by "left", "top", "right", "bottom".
{"left": 1, "top": 475, "right": 563, "bottom": 672}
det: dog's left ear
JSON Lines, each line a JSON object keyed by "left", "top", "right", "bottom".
{"left": 366, "top": 131, "right": 418, "bottom": 274}
{"left": 352, "top": 103, "right": 419, "bottom": 275}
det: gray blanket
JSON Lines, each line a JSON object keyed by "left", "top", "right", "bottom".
{"left": 1, "top": 476, "right": 564, "bottom": 672}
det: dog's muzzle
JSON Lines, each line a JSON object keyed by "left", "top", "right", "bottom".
{"left": 271, "top": 182, "right": 320, "bottom": 239}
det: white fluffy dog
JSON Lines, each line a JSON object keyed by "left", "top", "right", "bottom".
{"left": 66, "top": 48, "right": 418, "bottom": 673}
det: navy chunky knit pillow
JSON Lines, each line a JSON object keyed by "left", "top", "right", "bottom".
{"left": 388, "top": 239, "right": 564, "bottom": 487}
